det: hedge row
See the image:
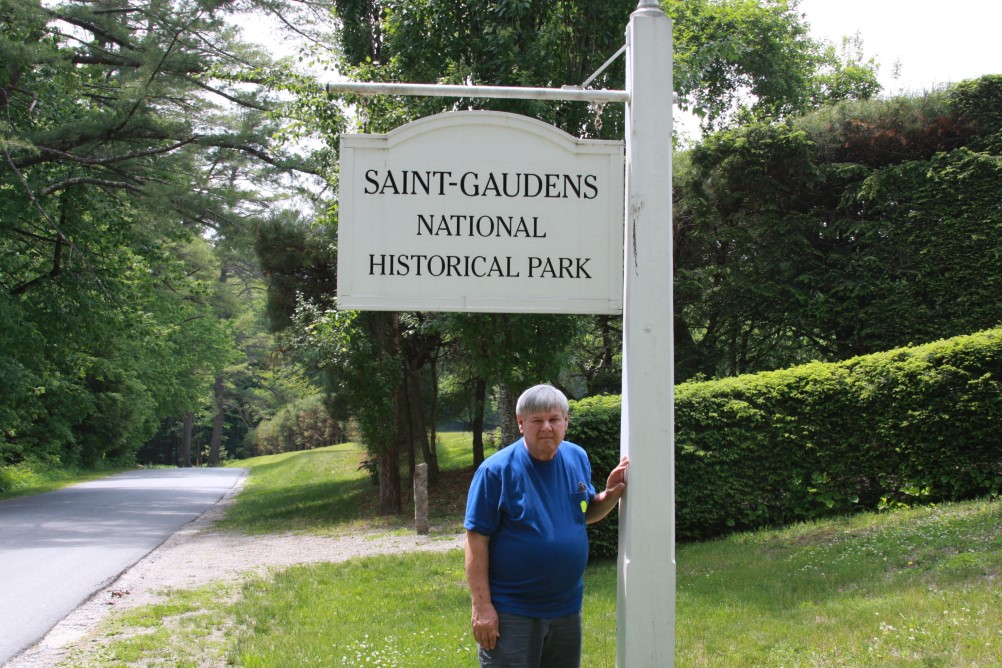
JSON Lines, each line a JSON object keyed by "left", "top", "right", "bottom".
{"left": 569, "top": 329, "right": 1002, "bottom": 558}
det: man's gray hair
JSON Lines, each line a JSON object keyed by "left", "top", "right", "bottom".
{"left": 516, "top": 384, "right": 569, "bottom": 418}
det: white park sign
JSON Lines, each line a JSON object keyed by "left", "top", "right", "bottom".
{"left": 336, "top": 111, "right": 625, "bottom": 314}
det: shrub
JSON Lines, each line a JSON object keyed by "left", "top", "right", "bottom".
{"left": 570, "top": 329, "right": 1002, "bottom": 558}
{"left": 249, "top": 395, "right": 346, "bottom": 455}
{"left": 567, "top": 394, "right": 623, "bottom": 560}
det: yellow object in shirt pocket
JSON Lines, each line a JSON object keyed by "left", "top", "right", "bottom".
{"left": 570, "top": 491, "right": 589, "bottom": 519}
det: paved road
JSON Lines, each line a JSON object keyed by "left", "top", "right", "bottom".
{"left": 0, "top": 467, "right": 246, "bottom": 665}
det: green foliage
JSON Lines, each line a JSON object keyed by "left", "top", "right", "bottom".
{"left": 808, "top": 31, "right": 882, "bottom": 107}
{"left": 666, "top": 0, "right": 880, "bottom": 130}
{"left": 838, "top": 148, "right": 1002, "bottom": 348}
{"left": 948, "top": 73, "right": 1002, "bottom": 150}
{"left": 567, "top": 394, "right": 624, "bottom": 559}
{"left": 254, "top": 212, "right": 339, "bottom": 332}
{"left": 370, "top": 0, "right": 635, "bottom": 139}
{"left": 248, "top": 394, "right": 345, "bottom": 455}
{"left": 0, "top": 292, "right": 45, "bottom": 462}
{"left": 675, "top": 78, "right": 1002, "bottom": 378}
{"left": 674, "top": 120, "right": 831, "bottom": 377}
{"left": 569, "top": 330, "right": 1002, "bottom": 555}
{"left": 442, "top": 313, "right": 581, "bottom": 397}
{"left": 1, "top": 0, "right": 309, "bottom": 466}
{"left": 255, "top": 207, "right": 415, "bottom": 512}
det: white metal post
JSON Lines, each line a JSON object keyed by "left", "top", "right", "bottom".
{"left": 618, "top": 2, "right": 674, "bottom": 667}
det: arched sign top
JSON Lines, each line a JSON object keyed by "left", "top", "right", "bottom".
{"left": 337, "top": 110, "right": 625, "bottom": 314}
{"left": 362, "top": 110, "right": 623, "bottom": 155}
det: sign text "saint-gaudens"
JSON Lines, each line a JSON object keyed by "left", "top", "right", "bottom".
{"left": 363, "top": 170, "right": 599, "bottom": 199}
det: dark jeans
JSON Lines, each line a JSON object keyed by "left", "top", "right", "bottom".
{"left": 478, "top": 610, "right": 582, "bottom": 668}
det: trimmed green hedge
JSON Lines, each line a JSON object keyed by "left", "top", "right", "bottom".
{"left": 569, "top": 329, "right": 1002, "bottom": 559}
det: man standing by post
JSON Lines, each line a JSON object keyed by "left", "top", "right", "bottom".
{"left": 465, "top": 384, "right": 629, "bottom": 667}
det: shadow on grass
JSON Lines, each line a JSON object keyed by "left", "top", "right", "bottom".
{"left": 221, "top": 447, "right": 480, "bottom": 533}
{"left": 220, "top": 449, "right": 377, "bottom": 533}
{"left": 224, "top": 479, "right": 374, "bottom": 533}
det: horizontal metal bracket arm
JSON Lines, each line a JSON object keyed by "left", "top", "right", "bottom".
{"left": 324, "top": 81, "right": 629, "bottom": 103}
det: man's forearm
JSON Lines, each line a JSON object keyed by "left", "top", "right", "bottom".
{"left": 585, "top": 489, "right": 622, "bottom": 524}
{"left": 465, "top": 531, "right": 493, "bottom": 608}
{"left": 466, "top": 530, "right": 500, "bottom": 650}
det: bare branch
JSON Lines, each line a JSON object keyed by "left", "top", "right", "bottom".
{"left": 10, "top": 237, "right": 63, "bottom": 296}
{"left": 45, "top": 8, "right": 136, "bottom": 52}
{"left": 191, "top": 78, "right": 270, "bottom": 111}
{"left": 40, "top": 177, "right": 145, "bottom": 196}
{"left": 36, "top": 138, "right": 198, "bottom": 167}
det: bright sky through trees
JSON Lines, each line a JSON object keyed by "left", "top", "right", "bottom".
{"left": 799, "top": 0, "right": 1002, "bottom": 94}
{"left": 232, "top": 1, "right": 1002, "bottom": 141}
{"left": 236, "top": 1, "right": 1002, "bottom": 96}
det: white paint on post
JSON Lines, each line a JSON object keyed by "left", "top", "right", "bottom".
{"left": 618, "top": 3, "right": 675, "bottom": 668}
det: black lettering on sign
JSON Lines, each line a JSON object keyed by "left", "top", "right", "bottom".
{"left": 363, "top": 170, "right": 453, "bottom": 195}
{"left": 416, "top": 215, "right": 546, "bottom": 238}
{"left": 368, "top": 254, "right": 522, "bottom": 278}
{"left": 362, "top": 170, "right": 600, "bottom": 199}
{"left": 527, "top": 257, "right": 592, "bottom": 279}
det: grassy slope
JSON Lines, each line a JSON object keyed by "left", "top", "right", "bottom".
{"left": 0, "top": 461, "right": 134, "bottom": 500}
{"left": 79, "top": 437, "right": 1000, "bottom": 667}
{"left": 220, "top": 434, "right": 478, "bottom": 534}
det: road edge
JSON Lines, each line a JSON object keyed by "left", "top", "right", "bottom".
{"left": 3, "top": 468, "right": 249, "bottom": 668}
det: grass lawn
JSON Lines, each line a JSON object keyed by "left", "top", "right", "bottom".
{"left": 0, "top": 460, "right": 135, "bottom": 501}
{"left": 219, "top": 434, "right": 486, "bottom": 534}
{"left": 80, "top": 436, "right": 1000, "bottom": 667}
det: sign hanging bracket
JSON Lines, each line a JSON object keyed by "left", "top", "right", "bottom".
{"left": 563, "top": 44, "right": 627, "bottom": 92}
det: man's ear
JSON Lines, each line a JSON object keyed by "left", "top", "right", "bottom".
{"left": 516, "top": 415, "right": 524, "bottom": 433}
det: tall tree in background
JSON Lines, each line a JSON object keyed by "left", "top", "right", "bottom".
{"left": 439, "top": 313, "right": 580, "bottom": 465}
{"left": 0, "top": 0, "right": 312, "bottom": 466}
{"left": 666, "top": 0, "right": 881, "bottom": 131}
{"left": 673, "top": 77, "right": 1002, "bottom": 378}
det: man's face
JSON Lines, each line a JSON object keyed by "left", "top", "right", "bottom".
{"left": 517, "top": 407, "right": 568, "bottom": 461}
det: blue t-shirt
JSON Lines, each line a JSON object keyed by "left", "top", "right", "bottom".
{"left": 464, "top": 439, "right": 596, "bottom": 618}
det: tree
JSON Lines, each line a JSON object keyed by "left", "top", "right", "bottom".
{"left": 808, "top": 31, "right": 882, "bottom": 107}
{"left": 438, "top": 313, "right": 580, "bottom": 465}
{"left": 672, "top": 77, "right": 1002, "bottom": 378}
{"left": 1, "top": 0, "right": 310, "bottom": 466}
{"left": 666, "top": 0, "right": 881, "bottom": 131}
{"left": 288, "top": 300, "right": 407, "bottom": 512}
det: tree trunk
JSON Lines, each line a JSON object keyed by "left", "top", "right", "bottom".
{"left": 408, "top": 360, "right": 438, "bottom": 482}
{"left": 375, "top": 312, "right": 403, "bottom": 514}
{"left": 179, "top": 412, "right": 193, "bottom": 467}
{"left": 471, "top": 377, "right": 487, "bottom": 466}
{"left": 208, "top": 373, "right": 224, "bottom": 466}
{"left": 403, "top": 373, "right": 415, "bottom": 486}
{"left": 377, "top": 386, "right": 404, "bottom": 514}
{"left": 498, "top": 382, "right": 519, "bottom": 446}
{"left": 428, "top": 352, "right": 439, "bottom": 468}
